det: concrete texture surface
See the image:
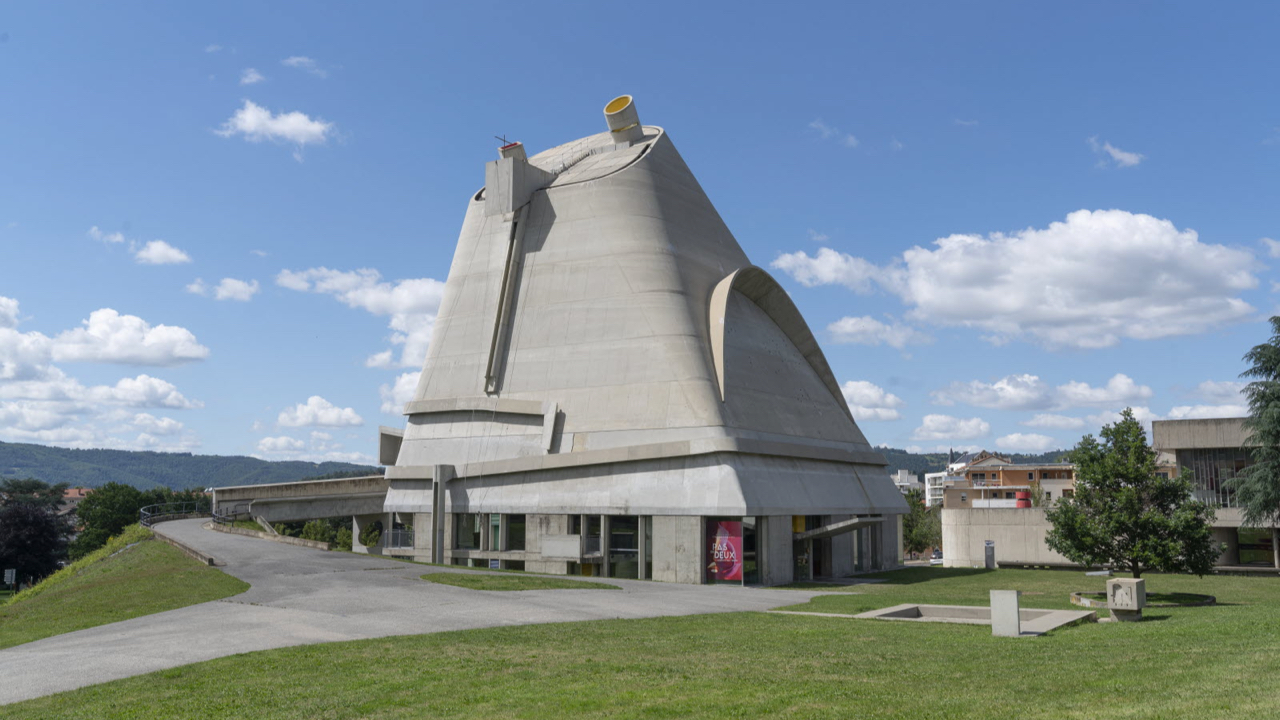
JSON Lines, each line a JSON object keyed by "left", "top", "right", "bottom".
{"left": 0, "top": 519, "right": 819, "bottom": 706}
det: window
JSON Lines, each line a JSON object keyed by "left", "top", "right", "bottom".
{"left": 960, "top": 493, "right": 968, "bottom": 502}
{"left": 1062, "top": 489, "right": 1074, "bottom": 499}
{"left": 489, "top": 513, "right": 501, "bottom": 551}
{"left": 454, "top": 513, "right": 481, "bottom": 549}
{"left": 972, "top": 473, "right": 986, "bottom": 481}
{"left": 508, "top": 514, "right": 526, "bottom": 551}
{"left": 1028, "top": 472, "right": 1034, "bottom": 481}
{"left": 1005, "top": 492, "right": 1015, "bottom": 499}
{"left": 568, "top": 515, "right": 582, "bottom": 535}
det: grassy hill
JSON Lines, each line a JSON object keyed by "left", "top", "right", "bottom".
{"left": 0, "top": 441, "right": 380, "bottom": 491}
{"left": 876, "top": 446, "right": 1071, "bottom": 476}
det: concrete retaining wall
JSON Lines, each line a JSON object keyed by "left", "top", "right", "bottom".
{"left": 152, "top": 527, "right": 219, "bottom": 566}
{"left": 205, "top": 521, "right": 332, "bottom": 551}
{"left": 942, "top": 508, "right": 1073, "bottom": 568}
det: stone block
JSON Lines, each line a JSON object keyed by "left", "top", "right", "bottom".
{"left": 990, "top": 590, "right": 1021, "bottom": 637}
{"left": 1107, "top": 578, "right": 1145, "bottom": 622}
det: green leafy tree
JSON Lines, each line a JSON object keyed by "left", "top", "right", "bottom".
{"left": 70, "top": 482, "right": 144, "bottom": 559}
{"left": 1231, "top": 316, "right": 1280, "bottom": 526}
{"left": 901, "top": 488, "right": 941, "bottom": 555}
{"left": 0, "top": 503, "right": 68, "bottom": 584}
{"left": 300, "top": 519, "right": 337, "bottom": 544}
{"left": 0, "top": 478, "right": 70, "bottom": 513}
{"left": 333, "top": 526, "right": 353, "bottom": 552}
{"left": 1045, "top": 409, "right": 1220, "bottom": 579}
{"left": 359, "top": 520, "right": 382, "bottom": 549}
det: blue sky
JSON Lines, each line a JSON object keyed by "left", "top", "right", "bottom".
{"left": 1, "top": 2, "right": 1276, "bottom": 464}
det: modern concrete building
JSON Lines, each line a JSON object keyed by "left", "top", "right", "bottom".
{"left": 348, "top": 95, "right": 908, "bottom": 585}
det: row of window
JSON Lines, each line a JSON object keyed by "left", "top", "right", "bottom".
{"left": 454, "top": 513, "right": 526, "bottom": 551}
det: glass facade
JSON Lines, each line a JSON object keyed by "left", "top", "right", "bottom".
{"left": 1238, "top": 527, "right": 1274, "bottom": 565}
{"left": 1178, "top": 448, "right": 1253, "bottom": 507}
{"left": 507, "top": 514, "right": 526, "bottom": 551}
{"left": 489, "top": 513, "right": 501, "bottom": 550}
{"left": 608, "top": 515, "right": 639, "bottom": 579}
{"left": 454, "top": 513, "right": 481, "bottom": 549}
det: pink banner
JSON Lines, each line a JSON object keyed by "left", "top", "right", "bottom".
{"left": 707, "top": 521, "right": 743, "bottom": 581}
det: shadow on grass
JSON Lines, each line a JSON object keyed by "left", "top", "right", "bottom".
{"left": 857, "top": 567, "right": 996, "bottom": 585}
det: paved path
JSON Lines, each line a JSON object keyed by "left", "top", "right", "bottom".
{"left": 0, "top": 519, "right": 818, "bottom": 705}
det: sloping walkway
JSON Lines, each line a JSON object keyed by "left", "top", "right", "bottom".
{"left": 0, "top": 519, "right": 817, "bottom": 705}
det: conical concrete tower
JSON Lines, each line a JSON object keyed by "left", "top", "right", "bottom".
{"left": 379, "top": 96, "right": 906, "bottom": 584}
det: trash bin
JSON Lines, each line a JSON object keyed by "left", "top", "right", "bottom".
{"left": 984, "top": 540, "right": 996, "bottom": 570}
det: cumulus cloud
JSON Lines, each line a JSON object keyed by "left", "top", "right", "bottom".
{"left": 281, "top": 56, "right": 327, "bottom": 78}
{"left": 1023, "top": 414, "right": 1086, "bottom": 430}
{"left": 995, "top": 433, "right": 1060, "bottom": 453}
{"left": 204, "top": 44, "right": 222, "bottom": 53}
{"left": 0, "top": 297, "right": 18, "bottom": 329}
{"left": 1086, "top": 406, "right": 1162, "bottom": 433}
{"left": 933, "top": 373, "right": 1151, "bottom": 411}
{"left": 87, "top": 226, "right": 125, "bottom": 244}
{"left": 240, "top": 68, "right": 265, "bottom": 85}
{"left": 379, "top": 371, "right": 418, "bottom": 414}
{"left": 1193, "top": 380, "right": 1246, "bottom": 405}
{"left": 132, "top": 413, "right": 184, "bottom": 435}
{"left": 258, "top": 435, "right": 305, "bottom": 453}
{"left": 809, "top": 119, "right": 858, "bottom": 148}
{"left": 216, "top": 100, "right": 334, "bottom": 160}
{"left": 1088, "top": 136, "right": 1144, "bottom": 168}
{"left": 185, "top": 279, "right": 207, "bottom": 296}
{"left": 772, "top": 247, "right": 880, "bottom": 293}
{"left": 808, "top": 229, "right": 830, "bottom": 244}
{"left": 912, "top": 414, "right": 990, "bottom": 441}
{"left": 828, "top": 316, "right": 930, "bottom": 349}
{"left": 1166, "top": 404, "right": 1248, "bottom": 420}
{"left": 278, "top": 395, "right": 363, "bottom": 427}
{"left": 90, "top": 374, "right": 202, "bottom": 409}
{"left": 277, "top": 267, "right": 445, "bottom": 368}
{"left": 1259, "top": 238, "right": 1280, "bottom": 259}
{"left": 133, "top": 240, "right": 192, "bottom": 265}
{"left": 51, "top": 309, "right": 210, "bottom": 365}
{"left": 776, "top": 210, "right": 1256, "bottom": 349}
{"left": 840, "top": 380, "right": 904, "bottom": 421}
{"left": 213, "top": 278, "right": 259, "bottom": 301}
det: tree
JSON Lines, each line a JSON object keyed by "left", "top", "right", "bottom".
{"left": 300, "top": 519, "right": 336, "bottom": 544}
{"left": 70, "top": 482, "right": 144, "bottom": 559}
{"left": 0, "top": 478, "right": 70, "bottom": 513}
{"left": 1045, "top": 409, "right": 1220, "bottom": 579}
{"left": 1231, "top": 316, "right": 1280, "bottom": 526}
{"left": 0, "top": 503, "right": 68, "bottom": 584}
{"left": 901, "top": 488, "right": 941, "bottom": 555}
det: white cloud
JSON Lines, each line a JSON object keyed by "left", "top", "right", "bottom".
{"left": 216, "top": 100, "right": 334, "bottom": 160}
{"left": 133, "top": 239, "right": 192, "bottom": 265}
{"left": 281, "top": 56, "right": 327, "bottom": 78}
{"left": 204, "top": 44, "right": 222, "bottom": 53}
{"left": 933, "top": 373, "right": 1150, "bottom": 411}
{"left": 185, "top": 279, "right": 208, "bottom": 296}
{"left": 1056, "top": 373, "right": 1153, "bottom": 407}
{"left": 379, "top": 371, "right": 418, "bottom": 414}
{"left": 132, "top": 413, "right": 184, "bottom": 435}
{"left": 258, "top": 436, "right": 305, "bottom": 453}
{"left": 250, "top": 249, "right": 268, "bottom": 257}
{"left": 890, "top": 137, "right": 904, "bottom": 151}
{"left": 808, "top": 229, "right": 829, "bottom": 244}
{"left": 213, "top": 278, "right": 259, "bottom": 302}
{"left": 52, "top": 309, "right": 209, "bottom": 366}
{"left": 1194, "top": 380, "right": 1246, "bottom": 405}
{"left": 828, "top": 316, "right": 930, "bottom": 349}
{"left": 1166, "top": 404, "right": 1248, "bottom": 420}
{"left": 1259, "top": 238, "right": 1280, "bottom": 259}
{"left": 0, "top": 297, "right": 18, "bottom": 329}
{"left": 277, "top": 267, "right": 445, "bottom": 368}
{"left": 912, "top": 414, "right": 990, "bottom": 441}
{"left": 839, "top": 380, "right": 903, "bottom": 421}
{"left": 1088, "top": 136, "right": 1144, "bottom": 168}
{"left": 87, "top": 226, "right": 124, "bottom": 244}
{"left": 1086, "top": 406, "right": 1162, "bottom": 433}
{"left": 781, "top": 210, "right": 1255, "bottom": 349}
{"left": 1023, "top": 414, "right": 1086, "bottom": 430}
{"left": 278, "top": 395, "right": 363, "bottom": 427}
{"left": 771, "top": 247, "right": 880, "bottom": 293}
{"left": 240, "top": 68, "right": 265, "bottom": 85}
{"left": 809, "top": 119, "right": 858, "bottom": 148}
{"left": 995, "top": 433, "right": 1059, "bottom": 453}
{"left": 90, "top": 374, "right": 202, "bottom": 409}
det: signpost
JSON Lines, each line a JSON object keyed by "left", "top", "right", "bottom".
{"left": 3, "top": 568, "right": 14, "bottom": 589}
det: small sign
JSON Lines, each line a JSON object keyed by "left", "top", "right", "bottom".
{"left": 3, "top": 569, "right": 14, "bottom": 585}
{"left": 489, "top": 559, "right": 500, "bottom": 570}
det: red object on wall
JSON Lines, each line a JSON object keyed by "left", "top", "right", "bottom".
{"left": 1015, "top": 491, "right": 1031, "bottom": 509}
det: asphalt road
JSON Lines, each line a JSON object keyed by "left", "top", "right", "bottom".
{"left": 0, "top": 519, "right": 818, "bottom": 705}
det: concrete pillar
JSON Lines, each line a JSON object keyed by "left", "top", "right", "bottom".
{"left": 353, "top": 514, "right": 382, "bottom": 554}
{"left": 600, "top": 515, "right": 611, "bottom": 577}
{"left": 990, "top": 590, "right": 1021, "bottom": 637}
{"left": 1273, "top": 528, "right": 1279, "bottom": 570}
{"left": 638, "top": 516, "right": 649, "bottom": 580}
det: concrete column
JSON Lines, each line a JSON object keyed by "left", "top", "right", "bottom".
{"left": 638, "top": 516, "right": 649, "bottom": 580}
{"left": 1273, "top": 528, "right": 1279, "bottom": 570}
{"left": 600, "top": 515, "right": 611, "bottom": 577}
{"left": 990, "top": 590, "right": 1021, "bottom": 637}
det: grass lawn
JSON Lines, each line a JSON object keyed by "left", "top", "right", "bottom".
{"left": 5, "top": 567, "right": 1278, "bottom": 719}
{"left": 0, "top": 527, "right": 249, "bottom": 651}
{"left": 421, "top": 572, "right": 618, "bottom": 591}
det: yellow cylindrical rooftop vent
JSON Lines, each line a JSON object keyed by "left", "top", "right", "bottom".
{"left": 604, "top": 95, "right": 643, "bottom": 144}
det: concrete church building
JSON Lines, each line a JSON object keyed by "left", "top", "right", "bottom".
{"left": 227, "top": 96, "right": 907, "bottom": 586}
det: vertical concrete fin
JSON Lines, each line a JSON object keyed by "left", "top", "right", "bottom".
{"left": 484, "top": 205, "right": 530, "bottom": 394}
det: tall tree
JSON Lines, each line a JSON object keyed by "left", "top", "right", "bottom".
{"left": 70, "top": 482, "right": 144, "bottom": 559}
{"left": 1045, "top": 408, "right": 1220, "bottom": 579}
{"left": 901, "top": 487, "right": 941, "bottom": 556}
{"left": 0, "top": 478, "right": 70, "bottom": 513}
{"left": 0, "top": 503, "right": 68, "bottom": 584}
{"left": 1231, "top": 316, "right": 1280, "bottom": 526}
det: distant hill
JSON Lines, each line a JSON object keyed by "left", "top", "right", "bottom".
{"left": 876, "top": 447, "right": 1071, "bottom": 477}
{"left": 0, "top": 441, "right": 381, "bottom": 491}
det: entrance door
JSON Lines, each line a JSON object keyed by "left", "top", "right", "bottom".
{"left": 793, "top": 539, "right": 811, "bottom": 581}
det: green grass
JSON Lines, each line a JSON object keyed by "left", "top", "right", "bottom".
{"left": 421, "top": 572, "right": 618, "bottom": 591}
{"left": 231, "top": 519, "right": 263, "bottom": 532}
{"left": 5, "top": 567, "right": 1279, "bottom": 719}
{"left": 0, "top": 525, "right": 249, "bottom": 650}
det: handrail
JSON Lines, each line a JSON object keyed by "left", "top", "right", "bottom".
{"left": 384, "top": 529, "right": 415, "bottom": 549}
{"left": 139, "top": 501, "right": 212, "bottom": 527}
{"left": 211, "top": 502, "right": 250, "bottom": 525}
